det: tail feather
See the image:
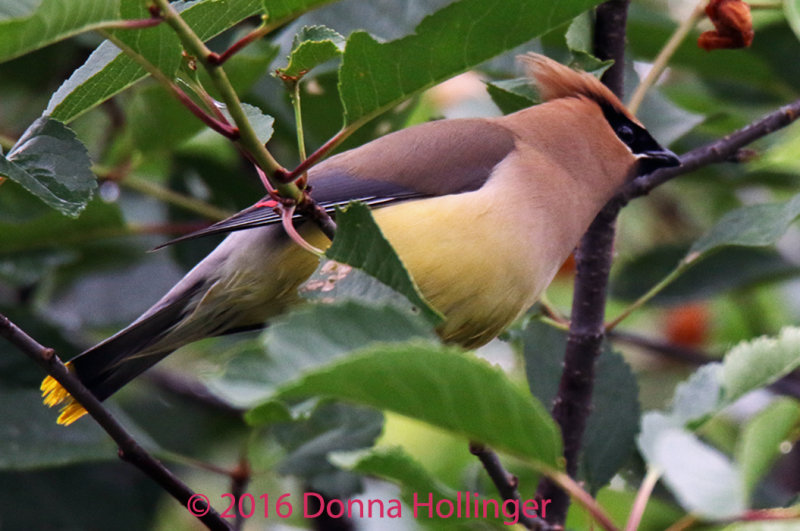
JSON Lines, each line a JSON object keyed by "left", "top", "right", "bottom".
{"left": 41, "top": 279, "right": 205, "bottom": 425}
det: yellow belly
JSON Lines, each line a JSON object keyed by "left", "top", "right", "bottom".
{"left": 234, "top": 192, "right": 554, "bottom": 349}
{"left": 372, "top": 195, "right": 545, "bottom": 348}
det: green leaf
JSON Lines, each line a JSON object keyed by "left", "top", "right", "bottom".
{"left": 638, "top": 330, "right": 800, "bottom": 517}
{"left": 653, "top": 328, "right": 800, "bottom": 428}
{"left": 721, "top": 327, "right": 800, "bottom": 406}
{"left": 301, "top": 260, "right": 427, "bottom": 316}
{"left": 262, "top": 0, "right": 338, "bottom": 20}
{"left": 580, "top": 349, "right": 640, "bottom": 494}
{"left": 0, "top": 463, "right": 163, "bottom": 530}
{"left": 330, "top": 446, "right": 476, "bottom": 523}
{"left": 272, "top": 342, "right": 563, "bottom": 468}
{"left": 338, "top": 0, "right": 604, "bottom": 126}
{"left": 627, "top": 8, "right": 789, "bottom": 97}
{"left": 272, "top": 401, "right": 384, "bottom": 497}
{"left": 688, "top": 194, "right": 800, "bottom": 263}
{"left": 0, "top": 249, "right": 75, "bottom": 287}
{"left": 0, "top": 0, "right": 119, "bottom": 62}
{"left": 486, "top": 78, "right": 540, "bottom": 114}
{"left": 111, "top": 1, "right": 183, "bottom": 82}
{"left": 785, "top": 0, "right": 800, "bottom": 43}
{"left": 278, "top": 25, "right": 345, "bottom": 78}
{"left": 0, "top": 117, "right": 95, "bottom": 217}
{"left": 0, "top": 389, "right": 115, "bottom": 469}
{"left": 331, "top": 446, "right": 457, "bottom": 501}
{"left": 637, "top": 411, "right": 681, "bottom": 464}
{"left": 616, "top": 193, "right": 800, "bottom": 309}
{"left": 638, "top": 412, "right": 747, "bottom": 520}
{"left": 522, "top": 320, "right": 640, "bottom": 492}
{"left": 0, "top": 199, "right": 124, "bottom": 255}
{"left": 211, "top": 301, "right": 435, "bottom": 409}
{"left": 670, "top": 363, "right": 723, "bottom": 425}
{"left": 220, "top": 102, "right": 274, "bottom": 144}
{"left": 0, "top": 196, "right": 129, "bottom": 290}
{"left": 129, "top": 40, "right": 278, "bottom": 153}
{"left": 611, "top": 246, "right": 800, "bottom": 305}
{"left": 565, "top": 11, "right": 613, "bottom": 73}
{"left": 522, "top": 318, "right": 567, "bottom": 408}
{"left": 47, "top": 0, "right": 264, "bottom": 123}
{"left": 324, "top": 202, "right": 443, "bottom": 324}
{"left": 736, "top": 397, "right": 800, "bottom": 498}
{"left": 0, "top": 389, "right": 157, "bottom": 470}
{"left": 566, "top": 487, "right": 683, "bottom": 531}
{"left": 0, "top": 178, "right": 53, "bottom": 223}
{"left": 634, "top": 78, "right": 704, "bottom": 147}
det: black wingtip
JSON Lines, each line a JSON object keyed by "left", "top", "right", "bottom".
{"left": 149, "top": 229, "right": 212, "bottom": 252}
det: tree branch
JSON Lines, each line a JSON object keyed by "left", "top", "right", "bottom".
{"left": 469, "top": 443, "right": 554, "bottom": 530}
{"left": 0, "top": 313, "right": 231, "bottom": 531}
{"left": 608, "top": 329, "right": 713, "bottom": 365}
{"left": 151, "top": 0, "right": 288, "bottom": 190}
{"left": 618, "top": 98, "right": 800, "bottom": 204}
{"left": 149, "top": 0, "right": 339, "bottom": 242}
{"left": 535, "top": 1, "right": 630, "bottom": 525}
{"left": 101, "top": 31, "right": 239, "bottom": 139}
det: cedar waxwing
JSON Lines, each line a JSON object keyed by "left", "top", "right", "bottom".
{"left": 42, "top": 54, "right": 680, "bottom": 425}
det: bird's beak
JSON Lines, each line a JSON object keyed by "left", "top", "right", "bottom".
{"left": 636, "top": 147, "right": 681, "bottom": 175}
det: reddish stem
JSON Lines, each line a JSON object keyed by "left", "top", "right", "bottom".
{"left": 208, "top": 25, "right": 271, "bottom": 65}
{"left": 107, "top": 17, "right": 163, "bottom": 29}
{"left": 283, "top": 129, "right": 348, "bottom": 183}
{"left": 171, "top": 86, "right": 239, "bottom": 139}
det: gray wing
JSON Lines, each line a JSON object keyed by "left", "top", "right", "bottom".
{"left": 159, "top": 117, "right": 516, "bottom": 246}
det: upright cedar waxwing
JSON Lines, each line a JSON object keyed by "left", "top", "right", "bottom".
{"left": 42, "top": 54, "right": 679, "bottom": 425}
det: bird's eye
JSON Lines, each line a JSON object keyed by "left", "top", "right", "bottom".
{"left": 616, "top": 124, "right": 635, "bottom": 144}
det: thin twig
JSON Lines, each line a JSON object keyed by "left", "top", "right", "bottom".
{"left": 284, "top": 126, "right": 356, "bottom": 183}
{"left": 538, "top": 293, "right": 570, "bottom": 327}
{"left": 608, "top": 330, "right": 714, "bottom": 365}
{"left": 150, "top": 0, "right": 342, "bottom": 243}
{"left": 98, "top": 17, "right": 164, "bottom": 30}
{"left": 627, "top": 0, "right": 706, "bottom": 115}
{"left": 664, "top": 514, "right": 698, "bottom": 531}
{"left": 121, "top": 175, "right": 233, "bottom": 221}
{"left": 469, "top": 443, "right": 552, "bottom": 530}
{"left": 619, "top": 98, "right": 800, "bottom": 203}
{"left": 741, "top": 507, "right": 800, "bottom": 520}
{"left": 151, "top": 0, "right": 288, "bottom": 189}
{"left": 290, "top": 79, "right": 309, "bottom": 187}
{"left": 535, "top": 1, "right": 630, "bottom": 524}
{"left": 230, "top": 457, "right": 251, "bottom": 531}
{"left": 545, "top": 470, "right": 621, "bottom": 531}
{"left": 624, "top": 467, "right": 662, "bottom": 531}
{"left": 210, "top": 20, "right": 273, "bottom": 66}
{"left": 101, "top": 31, "right": 239, "bottom": 139}
{"left": 0, "top": 314, "right": 231, "bottom": 531}
{"left": 605, "top": 264, "right": 688, "bottom": 331}
{"left": 600, "top": 98, "right": 800, "bottom": 328}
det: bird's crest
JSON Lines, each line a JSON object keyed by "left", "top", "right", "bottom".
{"left": 519, "top": 53, "right": 637, "bottom": 124}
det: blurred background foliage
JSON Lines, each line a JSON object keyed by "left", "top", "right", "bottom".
{"left": 2, "top": 0, "right": 800, "bottom": 529}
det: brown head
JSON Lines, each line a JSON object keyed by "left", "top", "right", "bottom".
{"left": 519, "top": 53, "right": 680, "bottom": 176}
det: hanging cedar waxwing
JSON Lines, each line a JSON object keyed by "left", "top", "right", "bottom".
{"left": 42, "top": 53, "right": 680, "bottom": 425}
